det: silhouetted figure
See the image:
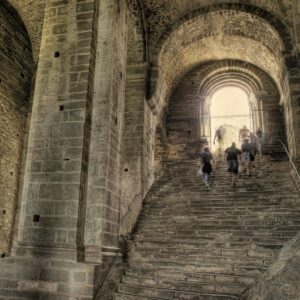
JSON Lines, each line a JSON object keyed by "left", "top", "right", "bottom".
{"left": 239, "top": 125, "right": 250, "bottom": 141}
{"left": 241, "top": 139, "right": 254, "bottom": 177}
{"left": 213, "top": 125, "right": 226, "bottom": 161}
{"left": 200, "top": 146, "right": 215, "bottom": 191}
{"left": 225, "top": 142, "right": 242, "bottom": 187}
{"left": 249, "top": 132, "right": 259, "bottom": 168}
{"left": 256, "top": 127, "right": 264, "bottom": 155}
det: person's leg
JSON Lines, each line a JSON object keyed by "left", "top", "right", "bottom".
{"left": 232, "top": 173, "right": 237, "bottom": 186}
{"left": 245, "top": 157, "right": 250, "bottom": 176}
{"left": 251, "top": 151, "right": 257, "bottom": 168}
{"left": 207, "top": 172, "right": 211, "bottom": 190}
{"left": 248, "top": 155, "right": 253, "bottom": 176}
{"left": 241, "top": 155, "right": 247, "bottom": 173}
{"left": 219, "top": 140, "right": 225, "bottom": 162}
{"left": 232, "top": 161, "right": 238, "bottom": 186}
{"left": 202, "top": 172, "right": 207, "bottom": 184}
{"left": 203, "top": 172, "right": 211, "bottom": 190}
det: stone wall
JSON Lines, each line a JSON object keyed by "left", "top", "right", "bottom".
{"left": 82, "top": 0, "right": 128, "bottom": 262}
{"left": 14, "top": 0, "right": 98, "bottom": 260}
{"left": 0, "top": 2, "right": 34, "bottom": 255}
{"left": 120, "top": 91, "right": 157, "bottom": 235}
{"left": 167, "top": 74, "right": 202, "bottom": 161}
{"left": 294, "top": 0, "right": 300, "bottom": 52}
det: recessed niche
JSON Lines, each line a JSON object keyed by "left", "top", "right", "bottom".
{"left": 59, "top": 105, "right": 64, "bottom": 111}
{"left": 54, "top": 51, "right": 60, "bottom": 58}
{"left": 33, "top": 215, "right": 40, "bottom": 223}
{"left": 2, "top": 210, "right": 6, "bottom": 215}
{"left": 124, "top": 168, "right": 128, "bottom": 172}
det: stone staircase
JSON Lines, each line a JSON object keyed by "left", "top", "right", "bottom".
{"left": 114, "top": 155, "right": 300, "bottom": 300}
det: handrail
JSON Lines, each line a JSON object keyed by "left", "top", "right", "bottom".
{"left": 272, "top": 139, "right": 300, "bottom": 189}
{"left": 93, "top": 234, "right": 131, "bottom": 299}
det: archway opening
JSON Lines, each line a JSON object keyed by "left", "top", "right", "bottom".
{"left": 210, "top": 86, "right": 252, "bottom": 150}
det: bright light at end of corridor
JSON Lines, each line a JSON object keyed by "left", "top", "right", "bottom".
{"left": 210, "top": 87, "right": 249, "bottom": 117}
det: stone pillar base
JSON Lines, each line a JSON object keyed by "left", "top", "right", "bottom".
{"left": 0, "top": 256, "right": 99, "bottom": 299}
{"left": 12, "top": 242, "right": 85, "bottom": 262}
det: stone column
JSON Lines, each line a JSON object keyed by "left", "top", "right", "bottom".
{"left": 120, "top": 63, "right": 148, "bottom": 236}
{"left": 293, "top": 0, "right": 300, "bottom": 52}
{"left": 14, "top": 0, "right": 98, "bottom": 261}
{"left": 288, "top": 68, "right": 300, "bottom": 158}
{"left": 199, "top": 95, "right": 210, "bottom": 141}
{"left": 84, "top": 0, "right": 128, "bottom": 263}
{"left": 257, "top": 94, "right": 284, "bottom": 140}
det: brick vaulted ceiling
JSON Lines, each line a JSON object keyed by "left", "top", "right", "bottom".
{"left": 136, "top": 0, "right": 296, "bottom": 114}
{"left": 140, "top": 0, "right": 293, "bottom": 51}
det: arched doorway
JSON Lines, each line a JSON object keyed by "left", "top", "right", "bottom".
{"left": 210, "top": 86, "right": 251, "bottom": 149}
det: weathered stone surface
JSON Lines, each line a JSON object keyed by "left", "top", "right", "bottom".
{"left": 0, "top": 1, "right": 34, "bottom": 255}
{"left": 6, "top": 0, "right": 46, "bottom": 61}
{"left": 242, "top": 233, "right": 300, "bottom": 299}
{"left": 0, "top": 0, "right": 300, "bottom": 299}
{"left": 114, "top": 154, "right": 300, "bottom": 299}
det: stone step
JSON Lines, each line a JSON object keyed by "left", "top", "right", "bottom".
{"left": 114, "top": 155, "right": 299, "bottom": 299}
{"left": 127, "top": 259, "right": 267, "bottom": 277}
{"left": 121, "top": 275, "right": 247, "bottom": 296}
{"left": 139, "top": 209, "right": 300, "bottom": 217}
{"left": 117, "top": 283, "right": 240, "bottom": 299}
{"left": 130, "top": 246, "right": 276, "bottom": 259}
{"left": 127, "top": 253, "right": 274, "bottom": 270}
{"left": 136, "top": 219, "right": 300, "bottom": 227}
{"left": 114, "top": 291, "right": 236, "bottom": 300}
{"left": 132, "top": 240, "right": 283, "bottom": 252}
{"left": 114, "top": 292, "right": 165, "bottom": 300}
{"left": 132, "top": 234, "right": 292, "bottom": 246}
{"left": 135, "top": 225, "right": 300, "bottom": 233}
{"left": 125, "top": 268, "right": 257, "bottom": 286}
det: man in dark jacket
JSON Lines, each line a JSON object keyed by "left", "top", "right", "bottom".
{"left": 225, "top": 142, "right": 242, "bottom": 186}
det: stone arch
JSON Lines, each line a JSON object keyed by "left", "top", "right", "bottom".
{"left": 142, "top": 0, "right": 293, "bottom": 52}
{"left": 166, "top": 60, "right": 285, "bottom": 159}
{"left": 0, "top": 1, "right": 34, "bottom": 255}
{"left": 194, "top": 61, "right": 285, "bottom": 146}
{"left": 149, "top": 2, "right": 294, "bottom": 63}
{"left": 5, "top": 0, "right": 47, "bottom": 61}
{"left": 148, "top": 8, "right": 288, "bottom": 113}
